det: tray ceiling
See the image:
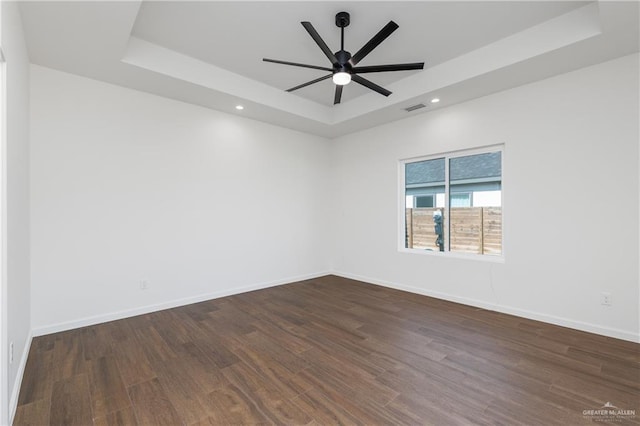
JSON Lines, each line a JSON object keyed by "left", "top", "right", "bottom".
{"left": 19, "top": 1, "right": 640, "bottom": 137}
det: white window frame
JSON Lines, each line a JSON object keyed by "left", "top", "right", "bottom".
{"left": 0, "top": 44, "right": 7, "bottom": 426}
{"left": 398, "top": 144, "right": 505, "bottom": 262}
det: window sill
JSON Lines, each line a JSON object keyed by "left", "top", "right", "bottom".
{"left": 398, "top": 247, "right": 505, "bottom": 263}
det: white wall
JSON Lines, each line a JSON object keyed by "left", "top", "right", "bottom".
{"left": 1, "top": 1, "right": 31, "bottom": 423}
{"left": 331, "top": 53, "right": 639, "bottom": 342}
{"left": 29, "top": 52, "right": 639, "bottom": 345}
{"left": 30, "top": 65, "right": 331, "bottom": 333}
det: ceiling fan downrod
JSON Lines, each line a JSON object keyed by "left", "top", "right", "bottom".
{"left": 336, "top": 11, "right": 349, "bottom": 52}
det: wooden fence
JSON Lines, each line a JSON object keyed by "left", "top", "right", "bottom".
{"left": 406, "top": 207, "right": 502, "bottom": 255}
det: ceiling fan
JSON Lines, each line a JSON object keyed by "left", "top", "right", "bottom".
{"left": 263, "top": 12, "right": 425, "bottom": 105}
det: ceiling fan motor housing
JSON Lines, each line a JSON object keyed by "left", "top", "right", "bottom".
{"left": 334, "top": 50, "right": 352, "bottom": 73}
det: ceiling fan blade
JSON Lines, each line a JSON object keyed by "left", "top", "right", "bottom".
{"left": 353, "top": 62, "right": 424, "bottom": 73}
{"left": 263, "top": 58, "right": 333, "bottom": 72}
{"left": 350, "top": 21, "right": 399, "bottom": 66}
{"left": 286, "top": 74, "right": 332, "bottom": 92}
{"left": 334, "top": 85, "right": 343, "bottom": 105}
{"left": 301, "top": 22, "right": 338, "bottom": 64}
{"left": 351, "top": 74, "right": 392, "bottom": 97}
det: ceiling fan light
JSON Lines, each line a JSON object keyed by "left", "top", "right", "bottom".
{"left": 332, "top": 72, "right": 351, "bottom": 86}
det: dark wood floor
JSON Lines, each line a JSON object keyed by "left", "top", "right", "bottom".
{"left": 14, "top": 275, "right": 640, "bottom": 425}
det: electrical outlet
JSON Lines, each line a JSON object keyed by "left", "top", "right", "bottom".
{"left": 9, "top": 342, "right": 14, "bottom": 364}
{"left": 140, "top": 280, "right": 149, "bottom": 290}
{"left": 601, "top": 292, "right": 612, "bottom": 306}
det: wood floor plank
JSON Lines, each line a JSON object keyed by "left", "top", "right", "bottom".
{"left": 51, "top": 330, "right": 88, "bottom": 382}
{"left": 152, "top": 356, "right": 212, "bottom": 425}
{"left": 111, "top": 336, "right": 156, "bottom": 387}
{"left": 81, "top": 325, "right": 114, "bottom": 361}
{"left": 293, "top": 367, "right": 400, "bottom": 424}
{"left": 17, "top": 347, "right": 53, "bottom": 405}
{"left": 49, "top": 374, "right": 93, "bottom": 426}
{"left": 249, "top": 318, "right": 313, "bottom": 354}
{"left": 226, "top": 341, "right": 297, "bottom": 388}
{"left": 149, "top": 310, "right": 195, "bottom": 353}
{"left": 222, "top": 360, "right": 306, "bottom": 409}
{"left": 188, "top": 336, "right": 240, "bottom": 369}
{"left": 88, "top": 356, "right": 131, "bottom": 419}
{"left": 387, "top": 392, "right": 486, "bottom": 426}
{"left": 104, "top": 319, "right": 134, "bottom": 343}
{"left": 171, "top": 342, "right": 230, "bottom": 394}
{"left": 133, "top": 326, "right": 177, "bottom": 366}
{"left": 15, "top": 275, "right": 640, "bottom": 426}
{"left": 244, "top": 331, "right": 311, "bottom": 374}
{"left": 13, "top": 398, "right": 51, "bottom": 426}
{"left": 250, "top": 387, "right": 314, "bottom": 425}
{"left": 291, "top": 388, "right": 364, "bottom": 425}
{"left": 548, "top": 368, "right": 640, "bottom": 408}
{"left": 217, "top": 361, "right": 313, "bottom": 425}
{"left": 92, "top": 407, "right": 138, "bottom": 426}
{"left": 299, "top": 348, "right": 398, "bottom": 406}
{"left": 128, "top": 378, "right": 183, "bottom": 426}
{"left": 205, "top": 383, "right": 272, "bottom": 425}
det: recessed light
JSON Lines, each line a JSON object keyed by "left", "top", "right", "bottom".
{"left": 235, "top": 105, "right": 244, "bottom": 110}
{"left": 430, "top": 98, "right": 440, "bottom": 104}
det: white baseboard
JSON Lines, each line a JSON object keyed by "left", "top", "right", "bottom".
{"left": 332, "top": 271, "right": 640, "bottom": 344}
{"left": 32, "top": 271, "right": 331, "bottom": 337}
{"left": 9, "top": 330, "right": 33, "bottom": 425}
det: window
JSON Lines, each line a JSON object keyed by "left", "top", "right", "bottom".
{"left": 450, "top": 193, "right": 471, "bottom": 207}
{"left": 415, "top": 195, "right": 434, "bottom": 208}
{"left": 402, "top": 146, "right": 503, "bottom": 257}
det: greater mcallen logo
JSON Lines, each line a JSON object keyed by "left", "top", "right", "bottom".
{"left": 583, "top": 402, "right": 636, "bottom": 422}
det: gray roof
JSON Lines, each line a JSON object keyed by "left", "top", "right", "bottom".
{"left": 406, "top": 158, "right": 444, "bottom": 185}
{"left": 406, "top": 152, "right": 501, "bottom": 185}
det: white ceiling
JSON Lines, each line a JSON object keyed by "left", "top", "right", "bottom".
{"left": 18, "top": 1, "right": 640, "bottom": 138}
